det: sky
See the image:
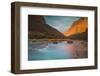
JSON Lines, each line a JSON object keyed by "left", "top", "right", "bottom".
{"left": 44, "top": 16, "right": 80, "bottom": 32}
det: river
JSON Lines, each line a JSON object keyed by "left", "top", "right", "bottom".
{"left": 28, "top": 40, "right": 87, "bottom": 61}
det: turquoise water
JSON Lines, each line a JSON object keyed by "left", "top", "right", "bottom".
{"left": 28, "top": 40, "right": 87, "bottom": 61}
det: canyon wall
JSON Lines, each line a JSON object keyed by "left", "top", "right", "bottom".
{"left": 63, "top": 17, "right": 88, "bottom": 36}
{"left": 28, "top": 15, "right": 66, "bottom": 39}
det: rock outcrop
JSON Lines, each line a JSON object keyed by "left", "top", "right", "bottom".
{"left": 63, "top": 17, "right": 88, "bottom": 36}
{"left": 63, "top": 17, "right": 88, "bottom": 40}
{"left": 28, "top": 15, "right": 66, "bottom": 39}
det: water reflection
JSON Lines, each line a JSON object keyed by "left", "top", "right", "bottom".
{"left": 28, "top": 40, "right": 88, "bottom": 61}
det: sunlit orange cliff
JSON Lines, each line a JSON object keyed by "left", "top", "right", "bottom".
{"left": 63, "top": 17, "right": 88, "bottom": 36}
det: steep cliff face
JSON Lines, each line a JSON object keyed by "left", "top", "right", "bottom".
{"left": 28, "top": 15, "right": 46, "bottom": 32}
{"left": 28, "top": 15, "right": 66, "bottom": 39}
{"left": 63, "top": 17, "right": 88, "bottom": 36}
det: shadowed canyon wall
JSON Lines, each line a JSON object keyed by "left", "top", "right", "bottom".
{"left": 28, "top": 15, "right": 66, "bottom": 39}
